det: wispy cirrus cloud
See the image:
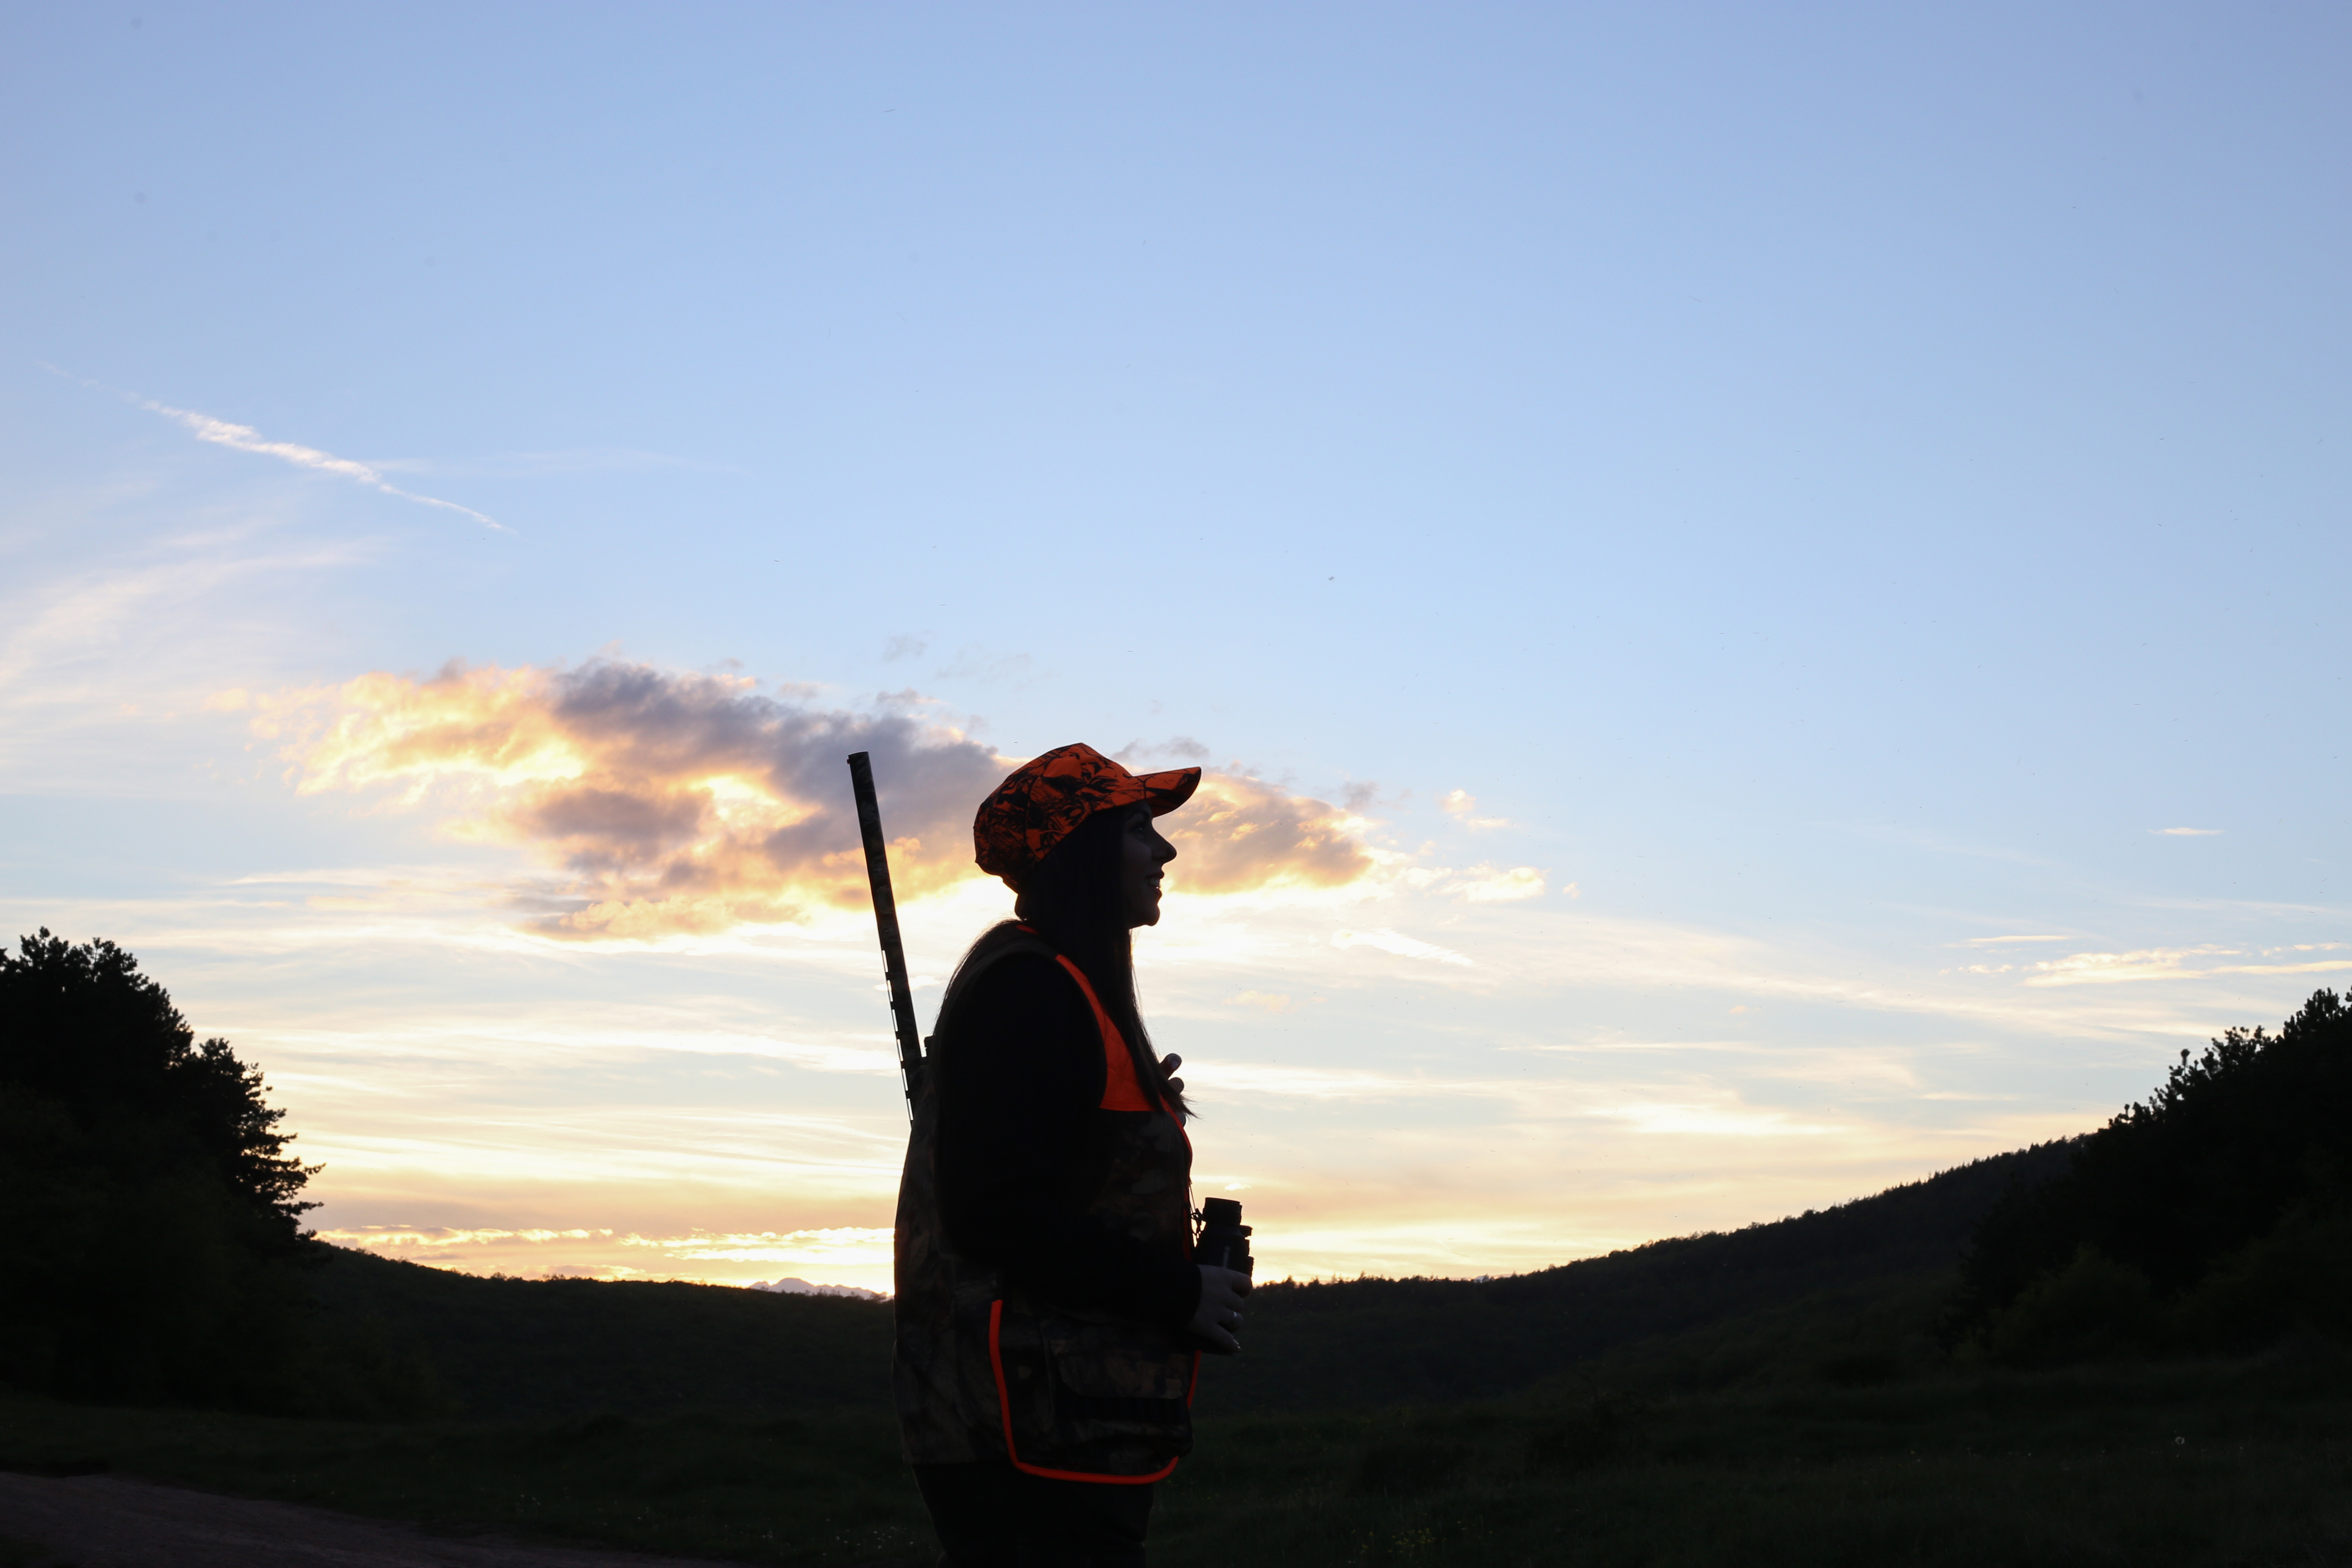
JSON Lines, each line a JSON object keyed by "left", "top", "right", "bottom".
{"left": 139, "top": 398, "right": 505, "bottom": 530}
{"left": 1956, "top": 934, "right": 2073, "bottom": 947}
{"left": 1186, "top": 1060, "right": 1496, "bottom": 1099}
{"left": 246, "top": 659, "right": 1375, "bottom": 940}
{"left": 316, "top": 1225, "right": 615, "bottom": 1250}
{"left": 1591, "top": 1098, "right": 1841, "bottom": 1139}
{"left": 2152, "top": 827, "right": 2223, "bottom": 837}
{"left": 1332, "top": 927, "right": 1473, "bottom": 966}
{"left": 621, "top": 1227, "right": 894, "bottom": 1265}
{"left": 2025, "top": 945, "right": 2352, "bottom": 987}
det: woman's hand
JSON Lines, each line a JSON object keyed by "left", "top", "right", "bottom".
{"left": 1158, "top": 1053, "right": 1184, "bottom": 1096}
{"left": 1188, "top": 1264, "right": 1252, "bottom": 1353}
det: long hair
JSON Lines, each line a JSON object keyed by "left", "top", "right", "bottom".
{"left": 946, "top": 805, "right": 1189, "bottom": 1120}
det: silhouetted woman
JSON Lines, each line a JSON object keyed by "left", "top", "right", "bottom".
{"left": 894, "top": 743, "right": 1250, "bottom": 1568}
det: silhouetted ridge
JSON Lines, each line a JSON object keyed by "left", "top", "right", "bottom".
{"left": 298, "top": 1145, "right": 2073, "bottom": 1421}
{"left": 305, "top": 1247, "right": 892, "bottom": 1418}
{"left": 1198, "top": 1141, "right": 2072, "bottom": 1412}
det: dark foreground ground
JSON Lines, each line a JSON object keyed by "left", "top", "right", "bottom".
{"left": 0, "top": 1470, "right": 744, "bottom": 1568}
{"left": 8, "top": 1348, "right": 2352, "bottom": 1568}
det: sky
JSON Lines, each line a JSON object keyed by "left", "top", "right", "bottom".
{"left": 2, "top": 1, "right": 2346, "bottom": 1293}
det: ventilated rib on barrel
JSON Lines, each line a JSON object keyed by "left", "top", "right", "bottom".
{"left": 847, "top": 750, "right": 924, "bottom": 1116}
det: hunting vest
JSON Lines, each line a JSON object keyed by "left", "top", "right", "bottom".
{"left": 893, "top": 928, "right": 1199, "bottom": 1482}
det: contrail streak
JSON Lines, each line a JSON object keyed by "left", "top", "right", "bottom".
{"left": 140, "top": 398, "right": 506, "bottom": 530}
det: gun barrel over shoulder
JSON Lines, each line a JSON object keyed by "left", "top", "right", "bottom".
{"left": 846, "top": 751, "right": 926, "bottom": 1116}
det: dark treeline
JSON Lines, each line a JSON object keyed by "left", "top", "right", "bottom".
{"left": 309, "top": 1249, "right": 891, "bottom": 1418}
{"left": 6, "top": 928, "right": 2347, "bottom": 1424}
{"left": 1949, "top": 988, "right": 2352, "bottom": 1365}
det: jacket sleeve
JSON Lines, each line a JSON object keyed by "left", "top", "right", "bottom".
{"left": 934, "top": 954, "right": 1202, "bottom": 1330}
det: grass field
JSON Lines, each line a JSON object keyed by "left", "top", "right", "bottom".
{"left": 8, "top": 1346, "right": 2352, "bottom": 1566}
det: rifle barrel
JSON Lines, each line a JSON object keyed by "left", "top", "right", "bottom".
{"left": 846, "top": 751, "right": 925, "bottom": 1116}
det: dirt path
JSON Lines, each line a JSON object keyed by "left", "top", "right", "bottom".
{"left": 0, "top": 1471, "right": 761, "bottom": 1568}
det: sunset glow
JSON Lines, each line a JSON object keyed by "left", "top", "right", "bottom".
{"left": 4, "top": 3, "right": 2344, "bottom": 1296}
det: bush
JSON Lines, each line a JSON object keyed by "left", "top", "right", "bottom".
{"left": 2169, "top": 1203, "right": 2352, "bottom": 1354}
{"left": 1966, "top": 1247, "right": 2157, "bottom": 1367}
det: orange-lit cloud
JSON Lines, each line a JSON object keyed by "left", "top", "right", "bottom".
{"left": 253, "top": 659, "right": 1372, "bottom": 938}
{"left": 1158, "top": 770, "right": 1373, "bottom": 895}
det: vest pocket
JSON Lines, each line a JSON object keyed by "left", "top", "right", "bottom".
{"left": 1042, "top": 1317, "right": 1193, "bottom": 1449}
{"left": 987, "top": 1298, "right": 1194, "bottom": 1479}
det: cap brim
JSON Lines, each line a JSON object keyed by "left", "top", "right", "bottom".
{"left": 1135, "top": 766, "right": 1201, "bottom": 816}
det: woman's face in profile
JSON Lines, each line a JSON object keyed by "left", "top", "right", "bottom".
{"left": 1120, "top": 807, "right": 1178, "bottom": 928}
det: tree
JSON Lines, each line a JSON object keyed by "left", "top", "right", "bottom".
{"left": 0, "top": 930, "right": 318, "bottom": 1405}
{"left": 1950, "top": 989, "right": 2352, "bottom": 1358}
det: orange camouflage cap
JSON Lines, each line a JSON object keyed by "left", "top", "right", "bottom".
{"left": 974, "top": 743, "right": 1201, "bottom": 891}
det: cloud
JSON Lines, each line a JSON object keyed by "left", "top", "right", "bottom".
{"left": 621, "top": 1226, "right": 894, "bottom": 1264}
{"left": 141, "top": 399, "right": 504, "bottom": 530}
{"left": 2152, "top": 827, "right": 2223, "bottom": 836}
{"left": 1591, "top": 1099, "right": 1839, "bottom": 1139}
{"left": 0, "top": 511, "right": 366, "bottom": 765}
{"left": 1228, "top": 990, "right": 1293, "bottom": 1013}
{"left": 1440, "top": 788, "right": 1511, "bottom": 829}
{"left": 254, "top": 659, "right": 1005, "bottom": 937}
{"left": 253, "top": 659, "right": 1374, "bottom": 938}
{"left": 1380, "top": 860, "right": 1550, "bottom": 903}
{"left": 1114, "top": 735, "right": 1211, "bottom": 764}
{"left": 1160, "top": 770, "right": 1373, "bottom": 894}
{"left": 316, "top": 1225, "right": 614, "bottom": 1250}
{"left": 2024, "top": 946, "right": 2352, "bottom": 987}
{"left": 1447, "top": 864, "right": 1546, "bottom": 903}
{"left": 1332, "top": 927, "right": 1473, "bottom": 966}
{"left": 1185, "top": 1061, "right": 1496, "bottom": 1100}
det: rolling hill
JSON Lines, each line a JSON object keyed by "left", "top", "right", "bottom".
{"left": 312, "top": 1139, "right": 2074, "bottom": 1418}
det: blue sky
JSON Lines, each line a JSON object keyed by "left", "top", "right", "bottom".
{"left": 3, "top": 1, "right": 2345, "bottom": 1289}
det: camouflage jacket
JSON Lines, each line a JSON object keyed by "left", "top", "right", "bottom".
{"left": 892, "top": 929, "right": 1198, "bottom": 1482}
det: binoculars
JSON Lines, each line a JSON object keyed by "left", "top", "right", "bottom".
{"left": 1194, "top": 1197, "right": 1253, "bottom": 1276}
{"left": 1192, "top": 1197, "right": 1253, "bottom": 1356}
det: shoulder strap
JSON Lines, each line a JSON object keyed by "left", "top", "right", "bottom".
{"left": 932, "top": 924, "right": 1060, "bottom": 1033}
